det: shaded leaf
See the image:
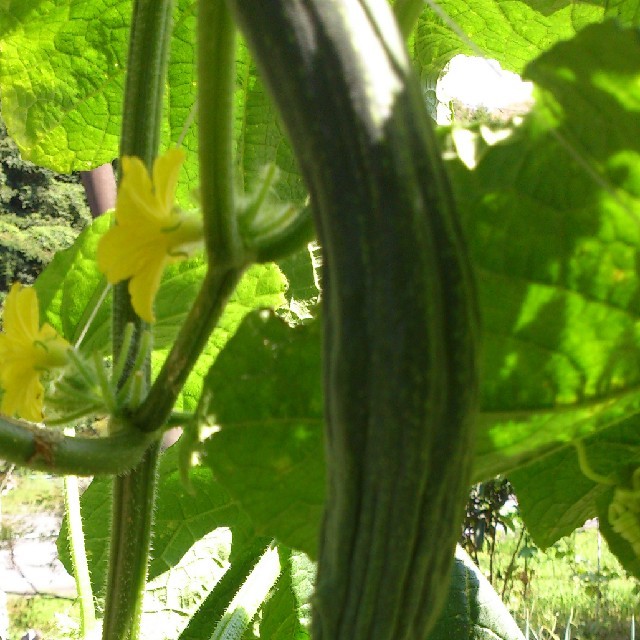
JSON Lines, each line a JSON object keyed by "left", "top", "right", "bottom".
{"left": 511, "top": 417, "right": 640, "bottom": 552}
{"left": 142, "top": 529, "right": 232, "bottom": 640}
{"left": 444, "top": 22, "right": 640, "bottom": 481}
{"left": 413, "top": 0, "right": 639, "bottom": 75}
{"left": 428, "top": 547, "right": 524, "bottom": 640}
{"left": 597, "top": 486, "right": 640, "bottom": 580}
{"left": 258, "top": 547, "right": 313, "bottom": 640}
{"left": 202, "top": 311, "right": 324, "bottom": 558}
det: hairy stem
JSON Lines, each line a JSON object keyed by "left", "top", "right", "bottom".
{"left": 103, "top": 0, "right": 175, "bottom": 638}
{"left": 103, "top": 441, "right": 162, "bottom": 640}
{"left": 0, "top": 416, "right": 154, "bottom": 475}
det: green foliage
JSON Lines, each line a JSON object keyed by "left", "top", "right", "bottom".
{"left": 447, "top": 21, "right": 640, "bottom": 482}
{"left": 1, "top": 0, "right": 640, "bottom": 638}
{"left": 7, "top": 595, "right": 80, "bottom": 640}
{"left": 428, "top": 547, "right": 525, "bottom": 640}
{"left": 412, "top": 0, "right": 640, "bottom": 75}
{"left": 202, "top": 311, "right": 324, "bottom": 558}
{"left": 57, "top": 444, "right": 255, "bottom": 600}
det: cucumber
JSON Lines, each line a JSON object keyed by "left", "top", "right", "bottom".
{"left": 226, "top": 1, "right": 480, "bottom": 638}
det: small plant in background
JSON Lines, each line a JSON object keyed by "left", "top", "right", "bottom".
{"left": 461, "top": 477, "right": 516, "bottom": 579}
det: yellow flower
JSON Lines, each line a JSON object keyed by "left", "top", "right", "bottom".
{"left": 97, "top": 148, "right": 204, "bottom": 323}
{"left": 0, "top": 284, "right": 70, "bottom": 422}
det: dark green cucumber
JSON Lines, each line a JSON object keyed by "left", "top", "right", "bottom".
{"left": 227, "top": 1, "right": 480, "bottom": 638}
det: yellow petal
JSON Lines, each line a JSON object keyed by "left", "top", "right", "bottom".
{"left": 1, "top": 368, "right": 44, "bottom": 422}
{"left": 98, "top": 220, "right": 170, "bottom": 282}
{"left": 3, "top": 284, "right": 39, "bottom": 345}
{"left": 117, "top": 156, "right": 163, "bottom": 224}
{"left": 95, "top": 149, "right": 196, "bottom": 322}
{"left": 0, "top": 285, "right": 69, "bottom": 421}
{"left": 153, "top": 148, "right": 185, "bottom": 213}
{"left": 128, "top": 256, "right": 167, "bottom": 323}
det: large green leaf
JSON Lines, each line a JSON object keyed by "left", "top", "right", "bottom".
{"left": 0, "top": 0, "right": 198, "bottom": 179}
{"left": 427, "top": 547, "right": 524, "bottom": 640}
{"left": 596, "top": 485, "right": 640, "bottom": 580}
{"left": 177, "top": 537, "right": 273, "bottom": 640}
{"left": 510, "top": 416, "right": 640, "bottom": 551}
{"left": 58, "top": 444, "right": 254, "bottom": 598}
{"left": 0, "top": 0, "right": 130, "bottom": 172}
{"left": 202, "top": 311, "right": 324, "bottom": 559}
{"left": 0, "top": 2, "right": 310, "bottom": 207}
{"left": 452, "top": 21, "right": 640, "bottom": 575}
{"left": 447, "top": 21, "right": 640, "bottom": 481}
{"left": 142, "top": 529, "right": 232, "bottom": 640}
{"left": 412, "top": 0, "right": 640, "bottom": 75}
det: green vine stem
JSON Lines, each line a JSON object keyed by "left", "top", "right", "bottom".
{"left": 134, "top": 0, "right": 245, "bottom": 432}
{"left": 198, "top": 0, "right": 241, "bottom": 267}
{"left": 102, "top": 441, "right": 162, "bottom": 640}
{"left": 62, "top": 432, "right": 96, "bottom": 639}
{"left": 0, "top": 416, "right": 154, "bottom": 475}
{"left": 133, "top": 267, "right": 243, "bottom": 431}
{"left": 102, "top": 0, "right": 175, "bottom": 638}
{"left": 393, "top": 0, "right": 424, "bottom": 38}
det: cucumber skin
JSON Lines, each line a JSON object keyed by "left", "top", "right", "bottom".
{"left": 227, "top": 1, "right": 480, "bottom": 638}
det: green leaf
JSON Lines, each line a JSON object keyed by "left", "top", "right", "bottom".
{"left": 58, "top": 444, "right": 254, "bottom": 598}
{"left": 0, "top": 0, "right": 196, "bottom": 181}
{"left": 234, "top": 38, "right": 318, "bottom": 313}
{"left": 234, "top": 38, "right": 306, "bottom": 206}
{"left": 153, "top": 261, "right": 288, "bottom": 413}
{"left": 0, "top": 0, "right": 130, "bottom": 171}
{"left": 597, "top": 486, "right": 640, "bottom": 580}
{"left": 202, "top": 311, "right": 325, "bottom": 559}
{"left": 142, "top": 529, "right": 233, "bottom": 640}
{"left": 34, "top": 215, "right": 111, "bottom": 348}
{"left": 413, "top": 0, "right": 639, "bottom": 75}
{"left": 508, "top": 443, "right": 606, "bottom": 548}
{"left": 444, "top": 22, "right": 640, "bottom": 481}
{"left": 178, "top": 537, "right": 273, "bottom": 640}
{"left": 510, "top": 416, "right": 640, "bottom": 550}
{"left": 258, "top": 547, "right": 313, "bottom": 640}
{"left": 427, "top": 547, "right": 524, "bottom": 640}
